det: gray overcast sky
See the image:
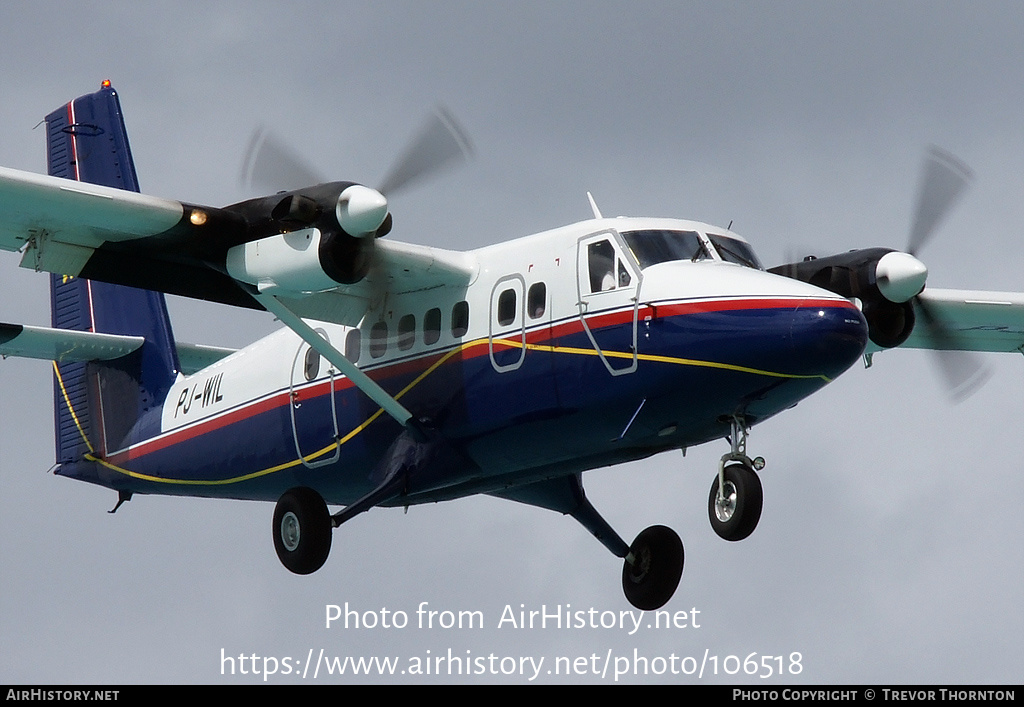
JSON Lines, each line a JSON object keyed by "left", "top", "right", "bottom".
{"left": 1, "top": 2, "right": 1022, "bottom": 684}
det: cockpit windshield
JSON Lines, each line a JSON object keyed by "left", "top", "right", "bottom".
{"left": 707, "top": 234, "right": 763, "bottom": 270}
{"left": 621, "top": 230, "right": 709, "bottom": 268}
{"left": 621, "top": 229, "right": 763, "bottom": 270}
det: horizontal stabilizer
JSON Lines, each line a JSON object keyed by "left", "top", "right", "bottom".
{"left": 0, "top": 322, "right": 142, "bottom": 361}
{"left": 0, "top": 322, "right": 235, "bottom": 373}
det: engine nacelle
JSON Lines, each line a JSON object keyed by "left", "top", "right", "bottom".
{"left": 221, "top": 181, "right": 393, "bottom": 293}
{"left": 861, "top": 298, "right": 915, "bottom": 349}
{"left": 225, "top": 226, "right": 373, "bottom": 293}
{"left": 769, "top": 247, "right": 923, "bottom": 349}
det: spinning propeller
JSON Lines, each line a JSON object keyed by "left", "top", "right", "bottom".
{"left": 224, "top": 108, "right": 472, "bottom": 292}
{"left": 240, "top": 108, "right": 473, "bottom": 238}
{"left": 771, "top": 147, "right": 990, "bottom": 400}
{"left": 904, "top": 148, "right": 991, "bottom": 401}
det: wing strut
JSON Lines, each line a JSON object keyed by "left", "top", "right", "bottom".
{"left": 253, "top": 291, "right": 418, "bottom": 432}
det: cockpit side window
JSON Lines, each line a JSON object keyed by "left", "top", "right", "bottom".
{"left": 621, "top": 230, "right": 707, "bottom": 268}
{"left": 617, "top": 260, "right": 631, "bottom": 287}
{"left": 587, "top": 240, "right": 616, "bottom": 292}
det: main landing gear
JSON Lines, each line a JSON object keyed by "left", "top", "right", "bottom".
{"left": 542, "top": 476, "right": 685, "bottom": 611}
{"left": 272, "top": 428, "right": 423, "bottom": 575}
{"left": 270, "top": 415, "right": 762, "bottom": 607}
{"left": 621, "top": 525, "right": 684, "bottom": 611}
{"left": 271, "top": 478, "right": 686, "bottom": 610}
{"left": 273, "top": 487, "right": 333, "bottom": 574}
{"left": 708, "top": 416, "right": 764, "bottom": 542}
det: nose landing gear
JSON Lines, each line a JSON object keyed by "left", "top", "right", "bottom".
{"left": 709, "top": 416, "right": 764, "bottom": 541}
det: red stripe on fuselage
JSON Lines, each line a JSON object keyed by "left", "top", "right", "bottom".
{"left": 548, "top": 296, "right": 855, "bottom": 340}
{"left": 66, "top": 102, "right": 80, "bottom": 181}
{"left": 102, "top": 296, "right": 856, "bottom": 466}
{"left": 104, "top": 345, "right": 469, "bottom": 465}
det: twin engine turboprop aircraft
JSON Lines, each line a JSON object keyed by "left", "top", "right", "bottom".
{"left": 3, "top": 84, "right": 1024, "bottom": 610}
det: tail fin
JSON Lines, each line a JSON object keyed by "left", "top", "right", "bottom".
{"left": 46, "top": 83, "right": 180, "bottom": 469}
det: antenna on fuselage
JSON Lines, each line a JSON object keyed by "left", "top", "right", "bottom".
{"left": 587, "top": 192, "right": 603, "bottom": 219}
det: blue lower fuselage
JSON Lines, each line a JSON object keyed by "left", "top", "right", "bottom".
{"left": 58, "top": 293, "right": 868, "bottom": 506}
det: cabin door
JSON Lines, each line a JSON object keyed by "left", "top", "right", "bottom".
{"left": 289, "top": 329, "right": 341, "bottom": 468}
{"left": 576, "top": 230, "right": 642, "bottom": 375}
{"left": 488, "top": 274, "right": 527, "bottom": 373}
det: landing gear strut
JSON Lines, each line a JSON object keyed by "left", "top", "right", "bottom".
{"left": 271, "top": 472, "right": 688, "bottom": 610}
{"left": 494, "top": 474, "right": 684, "bottom": 610}
{"left": 709, "top": 416, "right": 764, "bottom": 541}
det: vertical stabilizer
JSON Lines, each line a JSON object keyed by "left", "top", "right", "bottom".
{"left": 46, "top": 83, "right": 179, "bottom": 469}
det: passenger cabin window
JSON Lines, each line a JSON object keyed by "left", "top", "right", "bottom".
{"left": 398, "top": 314, "right": 416, "bottom": 351}
{"left": 527, "top": 282, "right": 546, "bottom": 319}
{"left": 497, "top": 288, "right": 517, "bottom": 326}
{"left": 344, "top": 329, "right": 360, "bottom": 363}
{"left": 621, "top": 230, "right": 708, "bottom": 268}
{"left": 451, "top": 301, "right": 469, "bottom": 338}
{"left": 303, "top": 346, "right": 320, "bottom": 381}
{"left": 424, "top": 307, "right": 442, "bottom": 345}
{"left": 370, "top": 321, "right": 388, "bottom": 358}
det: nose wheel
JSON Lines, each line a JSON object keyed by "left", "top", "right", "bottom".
{"left": 708, "top": 462, "right": 763, "bottom": 541}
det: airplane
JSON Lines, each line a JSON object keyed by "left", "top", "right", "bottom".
{"left": 2, "top": 83, "right": 1024, "bottom": 611}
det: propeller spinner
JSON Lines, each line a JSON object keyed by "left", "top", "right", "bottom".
{"left": 336, "top": 185, "right": 389, "bottom": 238}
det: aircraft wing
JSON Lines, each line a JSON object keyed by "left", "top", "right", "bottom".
{"left": 0, "top": 166, "right": 184, "bottom": 252}
{"left": 272, "top": 239, "right": 478, "bottom": 325}
{"left": 0, "top": 165, "right": 259, "bottom": 308}
{"left": 0, "top": 165, "right": 476, "bottom": 326}
{"left": 901, "top": 288, "right": 1024, "bottom": 353}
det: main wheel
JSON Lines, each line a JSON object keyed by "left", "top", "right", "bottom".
{"left": 708, "top": 463, "right": 763, "bottom": 541}
{"left": 621, "top": 525, "right": 684, "bottom": 610}
{"left": 273, "top": 487, "right": 332, "bottom": 574}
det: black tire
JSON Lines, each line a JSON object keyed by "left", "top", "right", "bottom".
{"left": 621, "top": 525, "right": 684, "bottom": 611}
{"left": 708, "top": 463, "right": 763, "bottom": 541}
{"left": 273, "top": 487, "right": 332, "bottom": 574}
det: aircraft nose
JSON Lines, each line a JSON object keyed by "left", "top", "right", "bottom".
{"left": 787, "top": 300, "right": 869, "bottom": 380}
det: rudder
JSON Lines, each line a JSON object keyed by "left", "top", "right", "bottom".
{"left": 46, "top": 83, "right": 179, "bottom": 469}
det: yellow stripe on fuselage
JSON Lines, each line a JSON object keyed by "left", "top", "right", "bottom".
{"left": 71, "top": 332, "right": 829, "bottom": 486}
